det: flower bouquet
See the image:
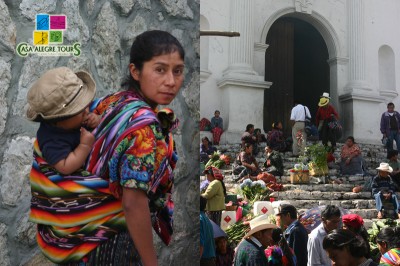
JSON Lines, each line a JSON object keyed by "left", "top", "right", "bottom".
{"left": 238, "top": 179, "right": 270, "bottom": 203}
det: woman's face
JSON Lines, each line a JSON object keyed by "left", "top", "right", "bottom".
{"left": 202, "top": 139, "right": 209, "bottom": 146}
{"left": 130, "top": 51, "right": 184, "bottom": 107}
{"left": 277, "top": 122, "right": 282, "bottom": 129}
{"left": 345, "top": 139, "right": 354, "bottom": 147}
{"left": 245, "top": 145, "right": 253, "bottom": 154}
{"left": 325, "top": 247, "right": 352, "bottom": 266}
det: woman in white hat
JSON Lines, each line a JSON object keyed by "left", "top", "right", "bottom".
{"left": 233, "top": 214, "right": 277, "bottom": 266}
{"left": 315, "top": 92, "right": 339, "bottom": 151}
{"left": 372, "top": 162, "right": 400, "bottom": 219}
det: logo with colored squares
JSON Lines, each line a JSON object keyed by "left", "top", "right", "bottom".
{"left": 34, "top": 14, "right": 66, "bottom": 45}
{"left": 16, "top": 13, "right": 81, "bottom": 57}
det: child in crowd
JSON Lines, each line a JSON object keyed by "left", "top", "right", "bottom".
{"left": 26, "top": 67, "right": 101, "bottom": 174}
{"left": 372, "top": 163, "right": 400, "bottom": 219}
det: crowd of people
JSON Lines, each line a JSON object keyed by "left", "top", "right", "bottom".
{"left": 201, "top": 201, "right": 400, "bottom": 265}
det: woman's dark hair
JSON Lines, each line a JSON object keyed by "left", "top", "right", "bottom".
{"left": 321, "top": 205, "right": 341, "bottom": 220}
{"left": 346, "top": 136, "right": 355, "bottom": 143}
{"left": 244, "top": 142, "right": 253, "bottom": 150}
{"left": 254, "top": 128, "right": 261, "bottom": 134}
{"left": 245, "top": 124, "right": 254, "bottom": 132}
{"left": 376, "top": 227, "right": 400, "bottom": 250}
{"left": 202, "top": 137, "right": 210, "bottom": 143}
{"left": 271, "top": 228, "right": 294, "bottom": 266}
{"left": 348, "top": 226, "right": 371, "bottom": 258}
{"left": 207, "top": 168, "right": 227, "bottom": 196}
{"left": 122, "top": 30, "right": 185, "bottom": 91}
{"left": 323, "top": 229, "right": 368, "bottom": 258}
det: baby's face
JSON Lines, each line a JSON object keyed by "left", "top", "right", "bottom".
{"left": 57, "top": 107, "right": 89, "bottom": 130}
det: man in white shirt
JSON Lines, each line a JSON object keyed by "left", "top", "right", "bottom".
{"left": 307, "top": 205, "right": 341, "bottom": 266}
{"left": 290, "top": 101, "right": 311, "bottom": 156}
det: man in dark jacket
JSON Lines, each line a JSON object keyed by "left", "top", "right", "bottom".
{"left": 380, "top": 102, "right": 400, "bottom": 157}
{"left": 275, "top": 204, "right": 308, "bottom": 266}
{"left": 372, "top": 163, "right": 400, "bottom": 219}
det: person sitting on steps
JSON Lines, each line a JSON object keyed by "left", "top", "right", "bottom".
{"left": 372, "top": 163, "right": 400, "bottom": 219}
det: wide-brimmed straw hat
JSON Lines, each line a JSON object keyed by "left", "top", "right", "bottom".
{"left": 26, "top": 67, "right": 96, "bottom": 121}
{"left": 376, "top": 162, "right": 393, "bottom": 173}
{"left": 318, "top": 97, "right": 330, "bottom": 107}
{"left": 243, "top": 214, "right": 277, "bottom": 239}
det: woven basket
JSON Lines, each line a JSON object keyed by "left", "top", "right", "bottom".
{"left": 289, "top": 170, "right": 310, "bottom": 184}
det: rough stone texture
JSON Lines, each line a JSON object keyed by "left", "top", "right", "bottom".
{"left": 112, "top": 0, "right": 135, "bottom": 15}
{"left": 62, "top": 0, "right": 90, "bottom": 44}
{"left": 0, "top": 60, "right": 11, "bottom": 136}
{"left": 0, "top": 136, "right": 34, "bottom": 206}
{"left": 182, "top": 71, "right": 200, "bottom": 121}
{"left": 0, "top": 0, "right": 16, "bottom": 52}
{"left": 19, "top": 0, "right": 57, "bottom": 20}
{"left": 91, "top": 2, "right": 121, "bottom": 94}
{"left": 0, "top": 223, "right": 11, "bottom": 266}
{"left": 86, "top": 0, "right": 95, "bottom": 15}
{"left": 137, "top": 0, "right": 151, "bottom": 9}
{"left": 122, "top": 15, "right": 147, "bottom": 48}
{"left": 3, "top": 1, "right": 199, "bottom": 265}
{"left": 15, "top": 215, "right": 36, "bottom": 247}
{"left": 161, "top": 0, "right": 193, "bottom": 19}
{"left": 67, "top": 56, "right": 91, "bottom": 74}
{"left": 13, "top": 56, "right": 59, "bottom": 117}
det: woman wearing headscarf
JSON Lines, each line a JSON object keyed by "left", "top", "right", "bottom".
{"left": 201, "top": 166, "right": 227, "bottom": 225}
{"left": 342, "top": 214, "right": 371, "bottom": 258}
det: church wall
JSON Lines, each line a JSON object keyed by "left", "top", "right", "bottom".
{"left": 200, "top": 0, "right": 230, "bottom": 126}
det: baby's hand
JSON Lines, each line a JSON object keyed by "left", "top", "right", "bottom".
{"left": 80, "top": 127, "right": 95, "bottom": 147}
{"left": 85, "top": 113, "right": 101, "bottom": 129}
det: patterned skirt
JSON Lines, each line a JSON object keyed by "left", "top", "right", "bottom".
{"left": 60, "top": 231, "right": 142, "bottom": 266}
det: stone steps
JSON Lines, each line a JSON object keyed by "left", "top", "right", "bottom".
{"left": 211, "top": 141, "right": 399, "bottom": 224}
{"left": 283, "top": 199, "right": 376, "bottom": 210}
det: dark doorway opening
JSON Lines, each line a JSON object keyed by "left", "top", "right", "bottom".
{"left": 264, "top": 17, "right": 329, "bottom": 137}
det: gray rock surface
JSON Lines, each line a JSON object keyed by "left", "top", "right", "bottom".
{"left": 0, "top": 223, "right": 11, "bottom": 266}
{"left": 0, "top": 136, "right": 34, "bottom": 206}
{"left": 91, "top": 2, "right": 121, "bottom": 93}
{"left": 161, "top": 0, "right": 193, "bottom": 19}
{"left": 19, "top": 0, "right": 57, "bottom": 20}
{"left": 62, "top": 0, "right": 90, "bottom": 44}
{"left": 112, "top": 0, "right": 135, "bottom": 15}
{"left": 137, "top": 0, "right": 151, "bottom": 9}
{"left": 0, "top": 0, "right": 16, "bottom": 52}
{"left": 182, "top": 71, "right": 200, "bottom": 121}
{"left": 0, "top": 60, "right": 11, "bottom": 136}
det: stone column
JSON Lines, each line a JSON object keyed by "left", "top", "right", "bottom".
{"left": 225, "top": 0, "right": 257, "bottom": 75}
{"left": 217, "top": 0, "right": 269, "bottom": 142}
{"left": 344, "top": 0, "right": 371, "bottom": 92}
{"left": 339, "top": 0, "right": 385, "bottom": 143}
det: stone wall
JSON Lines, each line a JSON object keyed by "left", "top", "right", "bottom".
{"left": 0, "top": 0, "right": 199, "bottom": 265}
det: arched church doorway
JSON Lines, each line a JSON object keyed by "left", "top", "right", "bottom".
{"left": 264, "top": 17, "right": 329, "bottom": 137}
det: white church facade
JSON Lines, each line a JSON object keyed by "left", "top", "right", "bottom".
{"left": 200, "top": 0, "right": 400, "bottom": 145}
